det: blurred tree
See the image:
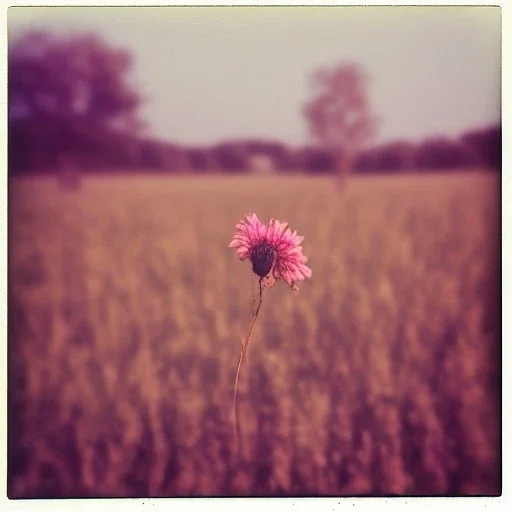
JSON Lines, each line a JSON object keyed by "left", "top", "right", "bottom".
{"left": 354, "top": 148, "right": 380, "bottom": 174}
{"left": 187, "top": 148, "right": 219, "bottom": 173}
{"left": 296, "top": 147, "right": 336, "bottom": 174}
{"left": 303, "top": 62, "right": 379, "bottom": 189}
{"left": 377, "top": 141, "right": 416, "bottom": 172}
{"left": 414, "top": 137, "right": 477, "bottom": 170}
{"left": 160, "top": 145, "right": 192, "bottom": 172}
{"left": 461, "top": 125, "right": 501, "bottom": 170}
{"left": 8, "top": 30, "right": 143, "bottom": 186}
{"left": 138, "top": 140, "right": 168, "bottom": 170}
{"left": 355, "top": 140, "right": 416, "bottom": 173}
{"left": 273, "top": 146, "right": 299, "bottom": 172}
{"left": 212, "top": 143, "right": 249, "bottom": 172}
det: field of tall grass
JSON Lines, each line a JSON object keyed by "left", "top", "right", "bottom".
{"left": 8, "top": 171, "right": 500, "bottom": 497}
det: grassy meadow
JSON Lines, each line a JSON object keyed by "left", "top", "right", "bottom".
{"left": 8, "top": 171, "right": 500, "bottom": 497}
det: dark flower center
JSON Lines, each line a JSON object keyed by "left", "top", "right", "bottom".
{"left": 250, "top": 242, "right": 276, "bottom": 278}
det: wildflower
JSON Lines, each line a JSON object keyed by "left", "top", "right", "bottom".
{"left": 229, "top": 213, "right": 312, "bottom": 291}
{"left": 228, "top": 213, "right": 311, "bottom": 453}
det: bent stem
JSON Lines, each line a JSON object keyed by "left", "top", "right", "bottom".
{"left": 233, "top": 276, "right": 264, "bottom": 454}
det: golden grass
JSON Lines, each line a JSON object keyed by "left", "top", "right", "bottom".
{"left": 8, "top": 171, "right": 500, "bottom": 497}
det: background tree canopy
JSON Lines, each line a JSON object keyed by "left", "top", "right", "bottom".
{"left": 8, "top": 31, "right": 501, "bottom": 176}
{"left": 8, "top": 31, "right": 143, "bottom": 173}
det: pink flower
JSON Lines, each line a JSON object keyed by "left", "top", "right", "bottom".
{"left": 229, "top": 213, "right": 312, "bottom": 291}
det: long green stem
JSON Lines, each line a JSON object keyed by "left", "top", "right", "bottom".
{"left": 233, "top": 277, "right": 263, "bottom": 454}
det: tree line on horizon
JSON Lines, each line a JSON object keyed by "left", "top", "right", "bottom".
{"left": 8, "top": 30, "right": 501, "bottom": 179}
{"left": 8, "top": 122, "right": 502, "bottom": 176}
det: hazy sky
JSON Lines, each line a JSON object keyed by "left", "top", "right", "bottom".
{"left": 8, "top": 6, "right": 501, "bottom": 147}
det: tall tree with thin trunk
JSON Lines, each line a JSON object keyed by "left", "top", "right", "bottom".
{"left": 303, "top": 62, "right": 379, "bottom": 190}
